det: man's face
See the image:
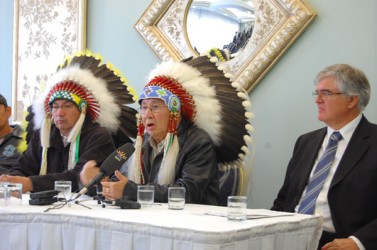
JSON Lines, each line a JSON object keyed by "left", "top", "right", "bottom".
{"left": 51, "top": 99, "right": 81, "bottom": 136}
{"left": 0, "top": 104, "right": 11, "bottom": 132}
{"left": 140, "top": 99, "right": 170, "bottom": 144}
{"left": 315, "top": 77, "right": 358, "bottom": 129}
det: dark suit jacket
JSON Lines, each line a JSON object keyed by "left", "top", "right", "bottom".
{"left": 271, "top": 115, "right": 377, "bottom": 249}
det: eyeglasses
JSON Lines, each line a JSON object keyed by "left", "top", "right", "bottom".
{"left": 312, "top": 90, "right": 343, "bottom": 99}
{"left": 138, "top": 105, "right": 164, "bottom": 114}
{"left": 51, "top": 103, "right": 76, "bottom": 112}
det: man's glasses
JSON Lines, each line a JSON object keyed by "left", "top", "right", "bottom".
{"left": 51, "top": 103, "right": 76, "bottom": 112}
{"left": 138, "top": 105, "right": 164, "bottom": 114}
{"left": 312, "top": 90, "right": 343, "bottom": 99}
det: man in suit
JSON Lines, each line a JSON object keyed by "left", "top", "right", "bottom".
{"left": 271, "top": 64, "right": 377, "bottom": 250}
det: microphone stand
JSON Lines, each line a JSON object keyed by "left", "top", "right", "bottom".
{"left": 44, "top": 196, "right": 92, "bottom": 212}
{"left": 93, "top": 184, "right": 141, "bottom": 209}
{"left": 93, "top": 183, "right": 108, "bottom": 208}
{"left": 73, "top": 198, "right": 93, "bottom": 210}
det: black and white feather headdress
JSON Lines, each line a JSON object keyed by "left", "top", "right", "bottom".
{"left": 29, "top": 50, "right": 138, "bottom": 175}
{"left": 128, "top": 55, "right": 253, "bottom": 204}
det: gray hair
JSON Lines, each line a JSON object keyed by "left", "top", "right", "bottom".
{"left": 315, "top": 64, "right": 370, "bottom": 111}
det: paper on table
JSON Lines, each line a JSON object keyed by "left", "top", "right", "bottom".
{"left": 204, "top": 209, "right": 294, "bottom": 219}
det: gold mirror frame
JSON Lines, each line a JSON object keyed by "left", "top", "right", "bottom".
{"left": 135, "top": 0, "right": 316, "bottom": 92}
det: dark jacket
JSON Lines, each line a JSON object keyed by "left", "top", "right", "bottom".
{"left": 0, "top": 124, "right": 23, "bottom": 173}
{"left": 8, "top": 117, "right": 116, "bottom": 192}
{"left": 122, "top": 119, "right": 220, "bottom": 205}
{"left": 271, "top": 116, "right": 377, "bottom": 249}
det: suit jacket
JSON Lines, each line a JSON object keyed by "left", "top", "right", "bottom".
{"left": 271, "top": 115, "right": 377, "bottom": 249}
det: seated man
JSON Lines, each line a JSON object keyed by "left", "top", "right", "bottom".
{"left": 100, "top": 55, "right": 252, "bottom": 205}
{"left": 271, "top": 64, "right": 377, "bottom": 250}
{"left": 0, "top": 94, "right": 24, "bottom": 174}
{"left": 1, "top": 51, "right": 137, "bottom": 193}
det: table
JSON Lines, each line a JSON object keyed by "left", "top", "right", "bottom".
{"left": 0, "top": 194, "right": 322, "bottom": 250}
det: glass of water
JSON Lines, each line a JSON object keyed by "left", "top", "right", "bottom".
{"left": 54, "top": 180, "right": 72, "bottom": 202}
{"left": 0, "top": 182, "right": 9, "bottom": 205}
{"left": 168, "top": 186, "right": 186, "bottom": 210}
{"left": 7, "top": 183, "right": 23, "bottom": 205}
{"left": 137, "top": 185, "right": 154, "bottom": 207}
{"left": 227, "top": 196, "right": 247, "bottom": 221}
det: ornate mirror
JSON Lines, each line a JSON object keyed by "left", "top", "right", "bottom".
{"left": 186, "top": 0, "right": 255, "bottom": 57}
{"left": 135, "top": 0, "right": 316, "bottom": 92}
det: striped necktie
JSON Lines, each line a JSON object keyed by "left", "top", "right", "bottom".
{"left": 298, "top": 131, "right": 343, "bottom": 214}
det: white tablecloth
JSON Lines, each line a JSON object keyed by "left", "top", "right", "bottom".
{"left": 0, "top": 194, "right": 322, "bottom": 250}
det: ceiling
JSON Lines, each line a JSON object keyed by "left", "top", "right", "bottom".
{"left": 190, "top": 0, "right": 255, "bottom": 23}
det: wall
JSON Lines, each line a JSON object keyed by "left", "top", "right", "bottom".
{"left": 248, "top": 0, "right": 377, "bottom": 208}
{"left": 87, "top": 0, "right": 159, "bottom": 96}
{"left": 0, "top": 0, "right": 376, "bottom": 209}
{"left": 0, "top": 0, "right": 13, "bottom": 101}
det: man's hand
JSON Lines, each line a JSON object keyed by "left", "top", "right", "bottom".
{"left": 322, "top": 238, "right": 359, "bottom": 250}
{"left": 101, "top": 170, "right": 128, "bottom": 200}
{"left": 0, "top": 175, "right": 33, "bottom": 193}
{"left": 80, "top": 160, "right": 100, "bottom": 186}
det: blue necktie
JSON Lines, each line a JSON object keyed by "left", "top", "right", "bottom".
{"left": 298, "top": 131, "right": 343, "bottom": 214}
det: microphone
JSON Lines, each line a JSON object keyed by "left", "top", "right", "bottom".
{"left": 96, "top": 198, "right": 141, "bottom": 209}
{"left": 74, "top": 143, "right": 135, "bottom": 200}
{"left": 114, "top": 199, "right": 141, "bottom": 209}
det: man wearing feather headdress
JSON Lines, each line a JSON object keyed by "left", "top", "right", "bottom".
{"left": 101, "top": 55, "right": 252, "bottom": 205}
{"left": 0, "top": 51, "right": 137, "bottom": 193}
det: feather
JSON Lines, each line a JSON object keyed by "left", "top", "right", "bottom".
{"left": 182, "top": 55, "right": 252, "bottom": 165}
{"left": 35, "top": 51, "right": 138, "bottom": 147}
{"left": 25, "top": 105, "right": 35, "bottom": 144}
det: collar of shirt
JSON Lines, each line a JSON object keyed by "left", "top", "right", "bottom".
{"left": 61, "top": 135, "right": 69, "bottom": 147}
{"left": 149, "top": 137, "right": 165, "bottom": 160}
{"left": 326, "top": 113, "right": 362, "bottom": 144}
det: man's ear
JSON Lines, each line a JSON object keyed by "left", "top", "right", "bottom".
{"left": 5, "top": 106, "right": 12, "bottom": 118}
{"left": 347, "top": 95, "right": 359, "bottom": 109}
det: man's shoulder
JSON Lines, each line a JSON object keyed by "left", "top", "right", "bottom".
{"left": 83, "top": 121, "right": 111, "bottom": 134}
{"left": 0, "top": 124, "right": 26, "bottom": 154}
{"left": 180, "top": 124, "right": 215, "bottom": 147}
{"left": 300, "top": 127, "right": 326, "bottom": 138}
{"left": 295, "top": 127, "right": 326, "bottom": 144}
{"left": 10, "top": 124, "right": 24, "bottom": 138}
{"left": 361, "top": 116, "right": 377, "bottom": 129}
{"left": 81, "top": 121, "right": 114, "bottom": 145}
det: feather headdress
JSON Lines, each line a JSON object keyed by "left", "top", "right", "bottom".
{"left": 129, "top": 55, "right": 253, "bottom": 204}
{"left": 29, "top": 50, "right": 138, "bottom": 175}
